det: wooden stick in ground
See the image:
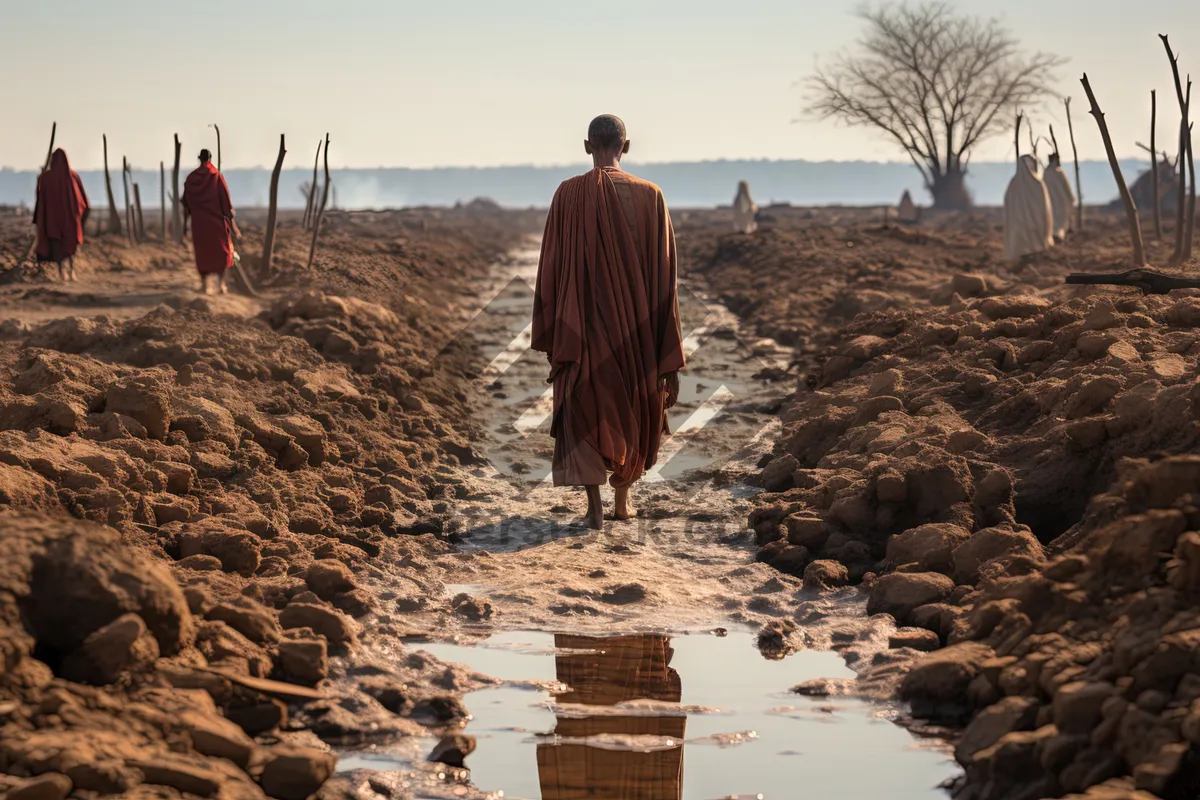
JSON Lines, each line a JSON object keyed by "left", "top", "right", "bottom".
{"left": 1065, "top": 98, "right": 1083, "bottom": 230}
{"left": 1014, "top": 113, "right": 1023, "bottom": 161}
{"left": 1187, "top": 118, "right": 1196, "bottom": 263}
{"left": 1161, "top": 35, "right": 1189, "bottom": 261}
{"left": 304, "top": 140, "right": 321, "bottom": 230}
{"left": 172, "top": 135, "right": 183, "bottom": 245}
{"left": 122, "top": 158, "right": 135, "bottom": 245}
{"left": 134, "top": 183, "right": 147, "bottom": 241}
{"left": 213, "top": 124, "right": 222, "bottom": 172}
{"left": 262, "top": 134, "right": 287, "bottom": 277}
{"left": 103, "top": 135, "right": 121, "bottom": 234}
{"left": 1152, "top": 90, "right": 1163, "bottom": 239}
{"left": 1081, "top": 74, "right": 1146, "bottom": 265}
{"left": 306, "top": 134, "right": 331, "bottom": 269}
{"left": 160, "top": 162, "right": 167, "bottom": 240}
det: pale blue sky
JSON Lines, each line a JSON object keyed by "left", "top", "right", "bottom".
{"left": 2, "top": 0, "right": 1197, "bottom": 170}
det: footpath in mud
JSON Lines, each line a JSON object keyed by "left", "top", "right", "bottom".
{"left": 335, "top": 243, "right": 959, "bottom": 798}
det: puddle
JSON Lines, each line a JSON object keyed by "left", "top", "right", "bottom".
{"left": 338, "top": 630, "right": 957, "bottom": 799}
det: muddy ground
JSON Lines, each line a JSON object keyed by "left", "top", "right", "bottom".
{"left": 0, "top": 200, "right": 1196, "bottom": 800}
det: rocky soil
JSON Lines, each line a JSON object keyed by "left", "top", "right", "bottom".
{"left": 0, "top": 208, "right": 538, "bottom": 800}
{"left": 709, "top": 207, "right": 1200, "bottom": 799}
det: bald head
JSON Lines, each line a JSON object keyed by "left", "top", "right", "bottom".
{"left": 588, "top": 115, "right": 626, "bottom": 150}
{"left": 584, "top": 115, "right": 630, "bottom": 166}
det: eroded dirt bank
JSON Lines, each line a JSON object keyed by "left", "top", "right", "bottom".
{"left": 0, "top": 207, "right": 546, "bottom": 799}
{"left": 698, "top": 207, "right": 1200, "bottom": 800}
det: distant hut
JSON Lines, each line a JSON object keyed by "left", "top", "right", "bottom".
{"left": 896, "top": 190, "right": 919, "bottom": 224}
{"left": 1112, "top": 157, "right": 1179, "bottom": 214}
{"left": 1043, "top": 153, "right": 1076, "bottom": 242}
{"left": 732, "top": 181, "right": 758, "bottom": 234}
{"left": 1004, "top": 155, "right": 1054, "bottom": 262}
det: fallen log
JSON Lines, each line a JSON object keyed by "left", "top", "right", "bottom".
{"left": 1065, "top": 267, "right": 1200, "bottom": 294}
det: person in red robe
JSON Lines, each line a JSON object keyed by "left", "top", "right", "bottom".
{"left": 532, "top": 115, "right": 686, "bottom": 529}
{"left": 182, "top": 149, "right": 238, "bottom": 294}
{"left": 32, "top": 148, "right": 90, "bottom": 282}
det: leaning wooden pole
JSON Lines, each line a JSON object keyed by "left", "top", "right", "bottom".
{"left": 213, "top": 124, "right": 222, "bottom": 172}
{"left": 1065, "top": 98, "right": 1083, "bottom": 230}
{"left": 172, "top": 135, "right": 183, "bottom": 245}
{"left": 262, "top": 134, "right": 287, "bottom": 276}
{"left": 42, "top": 122, "right": 56, "bottom": 171}
{"left": 1187, "top": 117, "right": 1196, "bottom": 263}
{"left": 133, "top": 183, "right": 147, "bottom": 241}
{"left": 306, "top": 134, "right": 331, "bottom": 269}
{"left": 1152, "top": 90, "right": 1163, "bottom": 239}
{"left": 122, "top": 158, "right": 135, "bottom": 245}
{"left": 159, "top": 161, "right": 167, "bottom": 240}
{"left": 304, "top": 139, "right": 321, "bottom": 230}
{"left": 1161, "top": 35, "right": 1189, "bottom": 262}
{"left": 103, "top": 135, "right": 121, "bottom": 234}
{"left": 1082, "top": 74, "right": 1146, "bottom": 265}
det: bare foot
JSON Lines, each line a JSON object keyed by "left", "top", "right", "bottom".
{"left": 583, "top": 485, "right": 605, "bottom": 530}
{"left": 612, "top": 487, "right": 637, "bottom": 520}
{"left": 219, "top": 278, "right": 229, "bottom": 295}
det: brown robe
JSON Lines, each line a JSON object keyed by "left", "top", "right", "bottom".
{"left": 532, "top": 167, "right": 686, "bottom": 488}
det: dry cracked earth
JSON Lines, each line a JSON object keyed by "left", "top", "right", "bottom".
{"left": 0, "top": 201, "right": 1199, "bottom": 800}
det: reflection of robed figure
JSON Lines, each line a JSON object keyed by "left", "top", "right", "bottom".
{"left": 538, "top": 634, "right": 684, "bottom": 799}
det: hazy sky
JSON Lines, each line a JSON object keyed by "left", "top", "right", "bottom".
{"left": 2, "top": 0, "right": 1198, "bottom": 170}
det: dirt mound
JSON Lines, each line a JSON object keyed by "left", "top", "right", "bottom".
{"left": 0, "top": 211, "right": 534, "bottom": 798}
{"left": 720, "top": 210, "right": 1200, "bottom": 798}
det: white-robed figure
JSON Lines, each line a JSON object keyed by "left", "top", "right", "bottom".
{"left": 732, "top": 180, "right": 758, "bottom": 234}
{"left": 1004, "top": 155, "right": 1054, "bottom": 262}
{"left": 1043, "top": 152, "right": 1076, "bottom": 242}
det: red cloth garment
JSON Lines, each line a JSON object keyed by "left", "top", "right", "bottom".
{"left": 532, "top": 166, "right": 686, "bottom": 488}
{"left": 182, "top": 162, "right": 235, "bottom": 275}
{"left": 33, "top": 149, "right": 89, "bottom": 263}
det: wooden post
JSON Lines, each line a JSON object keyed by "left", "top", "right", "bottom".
{"left": 1152, "top": 90, "right": 1163, "bottom": 240}
{"left": 160, "top": 161, "right": 167, "bottom": 240}
{"left": 1014, "top": 113, "right": 1023, "bottom": 162}
{"left": 1065, "top": 98, "right": 1083, "bottom": 230}
{"left": 172, "top": 135, "right": 183, "bottom": 245}
{"left": 1187, "top": 117, "right": 1196, "bottom": 263}
{"left": 122, "top": 157, "right": 135, "bottom": 245}
{"left": 1082, "top": 74, "right": 1145, "bottom": 265}
{"left": 213, "top": 124, "right": 222, "bottom": 172}
{"left": 1161, "top": 35, "right": 1189, "bottom": 262}
{"left": 262, "top": 134, "right": 287, "bottom": 276}
{"left": 306, "top": 134, "right": 331, "bottom": 269}
{"left": 42, "top": 122, "right": 56, "bottom": 171}
{"left": 103, "top": 135, "right": 121, "bottom": 234}
{"left": 133, "top": 183, "right": 146, "bottom": 241}
{"left": 303, "top": 139, "right": 321, "bottom": 230}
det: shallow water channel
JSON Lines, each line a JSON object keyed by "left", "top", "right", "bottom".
{"left": 338, "top": 629, "right": 957, "bottom": 799}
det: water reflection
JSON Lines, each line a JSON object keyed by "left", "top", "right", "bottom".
{"left": 539, "top": 634, "right": 684, "bottom": 800}
{"left": 338, "top": 630, "right": 957, "bottom": 799}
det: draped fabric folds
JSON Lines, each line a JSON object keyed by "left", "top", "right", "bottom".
{"left": 182, "top": 162, "right": 235, "bottom": 275}
{"left": 33, "top": 149, "right": 89, "bottom": 263}
{"left": 533, "top": 167, "right": 686, "bottom": 488}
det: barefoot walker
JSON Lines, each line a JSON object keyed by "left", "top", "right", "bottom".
{"left": 182, "top": 149, "right": 239, "bottom": 294}
{"left": 33, "top": 148, "right": 90, "bottom": 282}
{"left": 532, "top": 115, "right": 685, "bottom": 529}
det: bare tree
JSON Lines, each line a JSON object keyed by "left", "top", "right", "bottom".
{"left": 806, "top": 1, "right": 1064, "bottom": 210}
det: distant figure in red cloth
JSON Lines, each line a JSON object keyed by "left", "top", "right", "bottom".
{"left": 182, "top": 149, "right": 239, "bottom": 295}
{"left": 33, "top": 148, "right": 90, "bottom": 282}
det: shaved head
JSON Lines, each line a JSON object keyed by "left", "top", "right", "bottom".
{"left": 587, "top": 115, "right": 626, "bottom": 151}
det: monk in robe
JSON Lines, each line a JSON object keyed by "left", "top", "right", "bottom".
{"left": 732, "top": 180, "right": 758, "bottom": 234}
{"left": 32, "top": 148, "right": 90, "bottom": 282}
{"left": 532, "top": 115, "right": 686, "bottom": 529}
{"left": 182, "top": 149, "right": 238, "bottom": 294}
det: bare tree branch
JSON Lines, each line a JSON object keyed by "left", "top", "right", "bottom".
{"left": 805, "top": 1, "right": 1065, "bottom": 208}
